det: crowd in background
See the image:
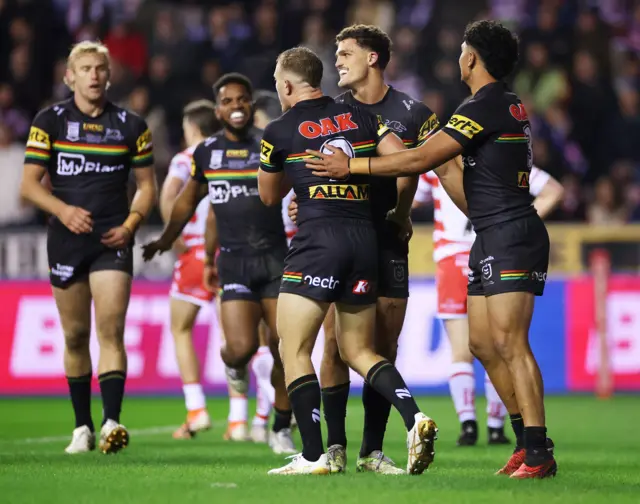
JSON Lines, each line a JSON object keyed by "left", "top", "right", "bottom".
{"left": 1, "top": 0, "right": 640, "bottom": 228}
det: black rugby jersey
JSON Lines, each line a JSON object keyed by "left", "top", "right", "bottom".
{"left": 259, "top": 96, "right": 391, "bottom": 225}
{"left": 335, "top": 87, "right": 438, "bottom": 224}
{"left": 191, "top": 128, "right": 286, "bottom": 253}
{"left": 441, "top": 82, "right": 536, "bottom": 231}
{"left": 24, "top": 98, "right": 154, "bottom": 233}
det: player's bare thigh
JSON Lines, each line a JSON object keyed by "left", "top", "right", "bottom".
{"left": 219, "top": 300, "right": 262, "bottom": 368}
{"left": 52, "top": 279, "right": 93, "bottom": 373}
{"left": 276, "top": 292, "right": 329, "bottom": 385}
{"left": 485, "top": 292, "right": 535, "bottom": 358}
{"left": 89, "top": 270, "right": 131, "bottom": 372}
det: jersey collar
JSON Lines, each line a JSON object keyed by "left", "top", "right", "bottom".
{"left": 293, "top": 96, "right": 334, "bottom": 109}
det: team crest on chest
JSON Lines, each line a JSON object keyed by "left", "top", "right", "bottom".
{"left": 209, "top": 150, "right": 224, "bottom": 169}
{"left": 66, "top": 121, "right": 80, "bottom": 141}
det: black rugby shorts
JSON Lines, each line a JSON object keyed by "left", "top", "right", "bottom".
{"left": 216, "top": 247, "right": 286, "bottom": 302}
{"left": 467, "top": 214, "right": 550, "bottom": 297}
{"left": 47, "top": 226, "right": 133, "bottom": 288}
{"left": 280, "top": 218, "right": 378, "bottom": 305}
{"left": 376, "top": 220, "right": 409, "bottom": 299}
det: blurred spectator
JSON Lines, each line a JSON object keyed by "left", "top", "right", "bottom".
{"left": 587, "top": 176, "right": 628, "bottom": 225}
{"left": 573, "top": 8, "right": 611, "bottom": 79}
{"left": 549, "top": 173, "right": 587, "bottom": 221}
{"left": 0, "top": 82, "right": 30, "bottom": 140}
{"left": 385, "top": 57, "right": 423, "bottom": 103}
{"left": 347, "top": 0, "right": 395, "bottom": 35}
{"left": 123, "top": 85, "right": 171, "bottom": 177}
{"left": 238, "top": 4, "right": 281, "bottom": 90}
{"left": 105, "top": 59, "right": 135, "bottom": 104}
{"left": 0, "top": 123, "right": 35, "bottom": 227}
{"left": 300, "top": 14, "right": 339, "bottom": 97}
{"left": 104, "top": 21, "right": 147, "bottom": 78}
{"left": 613, "top": 85, "right": 640, "bottom": 163}
{"left": 521, "top": 5, "right": 572, "bottom": 66}
{"left": 201, "top": 6, "right": 238, "bottom": 72}
{"left": 150, "top": 9, "right": 194, "bottom": 78}
{"left": 514, "top": 42, "right": 568, "bottom": 115}
{"left": 50, "top": 59, "right": 71, "bottom": 102}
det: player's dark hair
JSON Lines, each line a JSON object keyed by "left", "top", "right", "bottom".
{"left": 463, "top": 20, "right": 519, "bottom": 80}
{"left": 254, "top": 91, "right": 281, "bottom": 122}
{"left": 183, "top": 99, "right": 219, "bottom": 137}
{"left": 335, "top": 24, "right": 392, "bottom": 70}
{"left": 277, "top": 47, "right": 323, "bottom": 88}
{"left": 212, "top": 72, "right": 253, "bottom": 99}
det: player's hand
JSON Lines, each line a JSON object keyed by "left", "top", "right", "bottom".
{"left": 304, "top": 146, "right": 350, "bottom": 179}
{"left": 58, "top": 205, "right": 93, "bottom": 234}
{"left": 142, "top": 236, "right": 173, "bottom": 262}
{"left": 101, "top": 226, "right": 132, "bottom": 248}
{"left": 387, "top": 208, "right": 413, "bottom": 242}
{"left": 203, "top": 263, "right": 219, "bottom": 293}
{"left": 287, "top": 194, "right": 298, "bottom": 224}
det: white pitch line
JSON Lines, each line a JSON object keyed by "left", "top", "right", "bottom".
{"left": 2, "top": 425, "right": 180, "bottom": 445}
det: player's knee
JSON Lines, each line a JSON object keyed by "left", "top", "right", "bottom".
{"left": 224, "top": 338, "right": 259, "bottom": 368}
{"left": 96, "top": 319, "right": 125, "bottom": 352}
{"left": 64, "top": 325, "right": 91, "bottom": 353}
{"left": 492, "top": 331, "right": 527, "bottom": 362}
{"left": 468, "top": 336, "right": 494, "bottom": 364}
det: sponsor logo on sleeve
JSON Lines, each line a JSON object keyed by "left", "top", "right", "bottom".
{"left": 445, "top": 115, "right": 483, "bottom": 139}
{"left": 260, "top": 139, "right": 274, "bottom": 164}
{"left": 418, "top": 113, "right": 440, "bottom": 142}
{"left": 136, "top": 128, "right": 153, "bottom": 153}
{"left": 27, "top": 127, "right": 50, "bottom": 150}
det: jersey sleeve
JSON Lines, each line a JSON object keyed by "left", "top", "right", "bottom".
{"left": 190, "top": 143, "right": 207, "bottom": 184}
{"left": 167, "top": 153, "right": 192, "bottom": 183}
{"left": 441, "top": 98, "right": 491, "bottom": 149}
{"left": 24, "top": 109, "right": 56, "bottom": 167}
{"left": 414, "top": 105, "right": 440, "bottom": 148}
{"left": 259, "top": 122, "right": 285, "bottom": 173}
{"left": 130, "top": 116, "right": 154, "bottom": 168}
{"left": 528, "top": 165, "right": 551, "bottom": 197}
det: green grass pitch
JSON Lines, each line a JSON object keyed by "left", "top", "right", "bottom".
{"left": 1, "top": 395, "right": 639, "bottom": 504}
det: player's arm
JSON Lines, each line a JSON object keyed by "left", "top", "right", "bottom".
{"left": 433, "top": 156, "right": 468, "bottom": 217}
{"left": 257, "top": 124, "right": 286, "bottom": 206}
{"left": 204, "top": 205, "right": 218, "bottom": 266}
{"left": 530, "top": 166, "right": 563, "bottom": 219}
{"left": 160, "top": 158, "right": 191, "bottom": 254}
{"left": 20, "top": 112, "right": 94, "bottom": 233}
{"left": 142, "top": 148, "right": 208, "bottom": 260}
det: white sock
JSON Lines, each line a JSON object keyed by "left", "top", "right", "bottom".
{"left": 251, "top": 346, "right": 275, "bottom": 424}
{"left": 228, "top": 396, "right": 248, "bottom": 423}
{"left": 183, "top": 383, "right": 206, "bottom": 412}
{"left": 449, "top": 362, "right": 476, "bottom": 423}
{"left": 485, "top": 372, "right": 508, "bottom": 428}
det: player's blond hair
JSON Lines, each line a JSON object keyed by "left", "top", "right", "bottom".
{"left": 64, "top": 41, "right": 111, "bottom": 91}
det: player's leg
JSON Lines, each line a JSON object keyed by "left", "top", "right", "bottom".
{"left": 52, "top": 279, "right": 95, "bottom": 454}
{"left": 355, "top": 296, "right": 407, "bottom": 474}
{"left": 268, "top": 293, "right": 331, "bottom": 475}
{"left": 485, "top": 372, "right": 510, "bottom": 445}
{"left": 319, "top": 304, "right": 350, "bottom": 472}
{"left": 261, "top": 296, "right": 297, "bottom": 455}
{"left": 333, "top": 301, "right": 436, "bottom": 475}
{"left": 444, "top": 317, "right": 478, "bottom": 445}
{"left": 250, "top": 320, "right": 274, "bottom": 443}
{"left": 220, "top": 297, "right": 261, "bottom": 441}
{"left": 169, "top": 297, "right": 210, "bottom": 440}
{"left": 89, "top": 269, "right": 132, "bottom": 454}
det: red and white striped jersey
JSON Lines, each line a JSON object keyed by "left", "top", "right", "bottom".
{"left": 415, "top": 165, "right": 551, "bottom": 263}
{"left": 166, "top": 146, "right": 210, "bottom": 248}
{"left": 282, "top": 189, "right": 297, "bottom": 244}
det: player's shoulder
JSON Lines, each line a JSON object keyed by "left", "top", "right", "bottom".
{"left": 33, "top": 99, "right": 72, "bottom": 123}
{"left": 106, "top": 102, "right": 146, "bottom": 127}
{"left": 195, "top": 132, "right": 222, "bottom": 154}
{"left": 262, "top": 112, "right": 293, "bottom": 142}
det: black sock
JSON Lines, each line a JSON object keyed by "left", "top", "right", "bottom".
{"left": 288, "top": 374, "right": 323, "bottom": 462}
{"left": 510, "top": 413, "right": 524, "bottom": 448}
{"left": 321, "top": 382, "right": 350, "bottom": 448}
{"left": 98, "top": 371, "right": 126, "bottom": 425}
{"left": 67, "top": 374, "right": 94, "bottom": 431}
{"left": 524, "top": 426, "right": 551, "bottom": 465}
{"left": 272, "top": 407, "right": 292, "bottom": 433}
{"left": 359, "top": 382, "right": 391, "bottom": 457}
{"left": 366, "top": 361, "right": 419, "bottom": 431}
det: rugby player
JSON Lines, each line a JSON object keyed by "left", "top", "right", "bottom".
{"left": 143, "top": 73, "right": 296, "bottom": 454}
{"left": 305, "top": 20, "right": 558, "bottom": 479}
{"left": 19, "top": 41, "right": 157, "bottom": 454}
{"left": 160, "top": 100, "right": 219, "bottom": 440}
{"left": 414, "top": 164, "right": 563, "bottom": 446}
{"left": 258, "top": 47, "right": 437, "bottom": 476}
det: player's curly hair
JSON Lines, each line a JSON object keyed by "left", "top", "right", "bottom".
{"left": 212, "top": 73, "right": 253, "bottom": 99}
{"left": 336, "top": 24, "right": 392, "bottom": 70}
{"left": 463, "top": 20, "right": 519, "bottom": 80}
